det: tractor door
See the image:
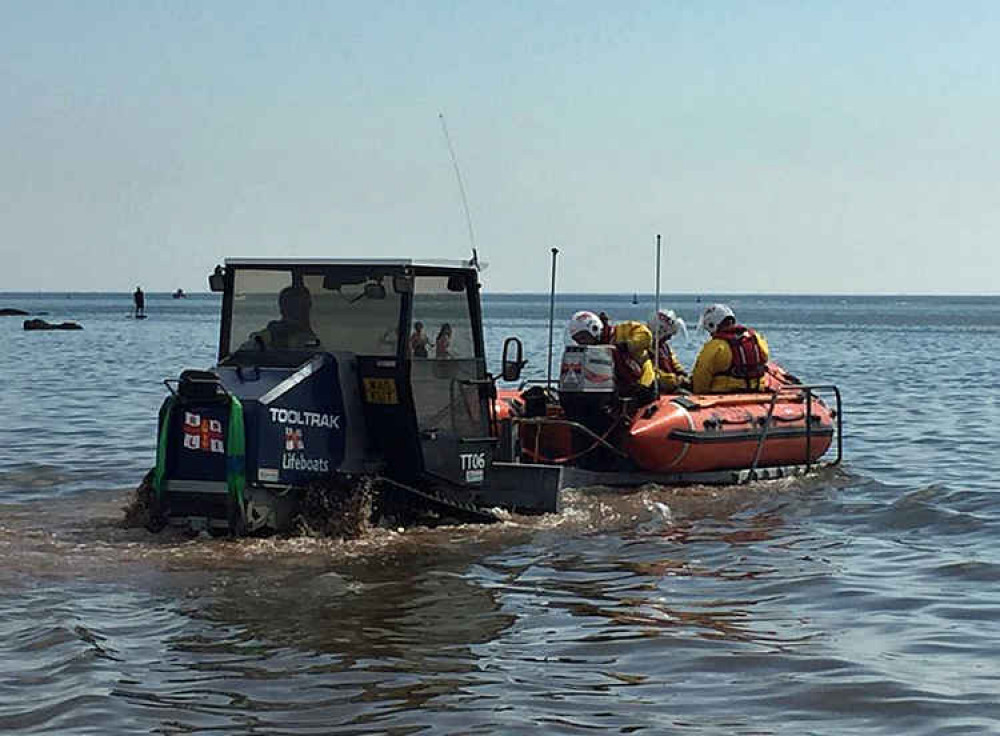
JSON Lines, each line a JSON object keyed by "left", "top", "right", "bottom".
{"left": 408, "top": 271, "right": 493, "bottom": 488}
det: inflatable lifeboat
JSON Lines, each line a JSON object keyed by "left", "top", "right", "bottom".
{"left": 492, "top": 345, "right": 841, "bottom": 487}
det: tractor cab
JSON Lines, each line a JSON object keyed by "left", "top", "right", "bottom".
{"left": 150, "top": 258, "right": 530, "bottom": 534}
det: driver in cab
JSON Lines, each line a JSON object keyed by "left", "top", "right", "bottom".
{"left": 241, "top": 284, "right": 320, "bottom": 351}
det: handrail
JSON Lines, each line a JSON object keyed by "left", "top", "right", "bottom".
{"left": 746, "top": 383, "right": 842, "bottom": 482}
{"left": 162, "top": 373, "right": 232, "bottom": 400}
{"left": 806, "top": 390, "right": 813, "bottom": 473}
{"left": 747, "top": 391, "right": 780, "bottom": 478}
{"left": 459, "top": 436, "right": 500, "bottom": 445}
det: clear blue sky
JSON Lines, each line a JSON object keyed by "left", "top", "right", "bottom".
{"left": 2, "top": 1, "right": 999, "bottom": 294}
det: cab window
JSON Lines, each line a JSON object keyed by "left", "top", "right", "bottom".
{"left": 408, "top": 274, "right": 485, "bottom": 437}
{"left": 225, "top": 267, "right": 403, "bottom": 364}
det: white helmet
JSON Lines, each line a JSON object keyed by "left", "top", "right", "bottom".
{"left": 649, "top": 309, "right": 687, "bottom": 341}
{"left": 698, "top": 303, "right": 735, "bottom": 334}
{"left": 567, "top": 310, "right": 603, "bottom": 344}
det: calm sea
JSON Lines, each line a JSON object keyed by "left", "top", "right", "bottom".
{"left": 1, "top": 291, "right": 998, "bottom": 735}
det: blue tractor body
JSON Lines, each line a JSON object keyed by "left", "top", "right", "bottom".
{"left": 150, "top": 259, "right": 554, "bottom": 534}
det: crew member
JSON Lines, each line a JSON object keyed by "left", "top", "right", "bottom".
{"left": 691, "top": 304, "right": 769, "bottom": 393}
{"left": 568, "top": 311, "right": 656, "bottom": 403}
{"left": 241, "top": 284, "right": 319, "bottom": 350}
{"left": 607, "top": 319, "right": 657, "bottom": 403}
{"left": 567, "top": 310, "right": 604, "bottom": 345}
{"left": 649, "top": 309, "right": 689, "bottom": 392}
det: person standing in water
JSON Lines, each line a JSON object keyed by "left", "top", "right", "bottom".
{"left": 409, "top": 321, "right": 431, "bottom": 357}
{"left": 435, "top": 323, "right": 453, "bottom": 358}
{"left": 133, "top": 286, "right": 145, "bottom": 317}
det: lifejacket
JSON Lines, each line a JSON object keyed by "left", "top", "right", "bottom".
{"left": 606, "top": 321, "right": 656, "bottom": 396}
{"left": 656, "top": 341, "right": 686, "bottom": 376}
{"left": 612, "top": 347, "right": 645, "bottom": 386}
{"left": 716, "top": 325, "right": 767, "bottom": 384}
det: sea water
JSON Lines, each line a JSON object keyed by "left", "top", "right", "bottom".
{"left": 1, "top": 291, "right": 998, "bottom": 734}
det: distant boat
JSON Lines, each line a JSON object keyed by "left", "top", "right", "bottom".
{"left": 631, "top": 293, "right": 638, "bottom": 305}
{"left": 172, "top": 289, "right": 186, "bottom": 299}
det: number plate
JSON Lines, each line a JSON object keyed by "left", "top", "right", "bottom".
{"left": 363, "top": 377, "right": 399, "bottom": 405}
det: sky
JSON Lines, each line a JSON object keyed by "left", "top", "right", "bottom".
{"left": 2, "top": 1, "right": 999, "bottom": 294}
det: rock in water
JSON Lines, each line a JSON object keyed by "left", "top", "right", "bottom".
{"left": 0, "top": 308, "right": 29, "bottom": 316}
{"left": 23, "top": 319, "right": 83, "bottom": 330}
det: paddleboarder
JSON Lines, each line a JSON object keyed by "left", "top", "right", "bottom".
{"left": 133, "top": 286, "right": 145, "bottom": 318}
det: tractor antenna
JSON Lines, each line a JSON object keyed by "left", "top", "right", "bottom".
{"left": 439, "top": 113, "right": 479, "bottom": 269}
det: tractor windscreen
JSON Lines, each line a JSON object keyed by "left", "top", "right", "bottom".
{"left": 224, "top": 267, "right": 403, "bottom": 364}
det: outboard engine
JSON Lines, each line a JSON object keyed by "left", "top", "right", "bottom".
{"left": 558, "top": 345, "right": 618, "bottom": 467}
{"left": 559, "top": 345, "right": 616, "bottom": 414}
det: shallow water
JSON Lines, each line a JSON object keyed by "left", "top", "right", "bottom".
{"left": 1, "top": 291, "right": 999, "bottom": 734}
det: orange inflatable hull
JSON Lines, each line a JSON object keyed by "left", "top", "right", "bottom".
{"left": 626, "top": 389, "right": 833, "bottom": 473}
{"left": 494, "top": 364, "right": 836, "bottom": 474}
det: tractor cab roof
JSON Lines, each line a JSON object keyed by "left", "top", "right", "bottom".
{"left": 225, "top": 258, "right": 479, "bottom": 273}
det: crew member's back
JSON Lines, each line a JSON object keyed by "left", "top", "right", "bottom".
{"left": 690, "top": 304, "right": 769, "bottom": 393}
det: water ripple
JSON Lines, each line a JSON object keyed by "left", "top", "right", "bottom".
{"left": 2, "top": 294, "right": 1000, "bottom": 733}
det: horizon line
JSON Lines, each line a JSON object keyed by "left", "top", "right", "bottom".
{"left": 1, "top": 289, "right": 999, "bottom": 299}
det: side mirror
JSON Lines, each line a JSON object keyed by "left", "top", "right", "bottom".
{"left": 208, "top": 265, "right": 225, "bottom": 293}
{"left": 364, "top": 282, "right": 387, "bottom": 300}
{"left": 501, "top": 336, "right": 526, "bottom": 382}
{"left": 392, "top": 274, "right": 413, "bottom": 293}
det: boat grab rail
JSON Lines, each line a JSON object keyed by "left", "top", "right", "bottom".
{"left": 162, "top": 372, "right": 232, "bottom": 401}
{"left": 745, "top": 383, "right": 842, "bottom": 483}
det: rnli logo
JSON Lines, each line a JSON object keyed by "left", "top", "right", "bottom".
{"left": 271, "top": 408, "right": 336, "bottom": 475}
{"left": 284, "top": 428, "right": 305, "bottom": 451}
{"left": 182, "top": 412, "right": 224, "bottom": 454}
